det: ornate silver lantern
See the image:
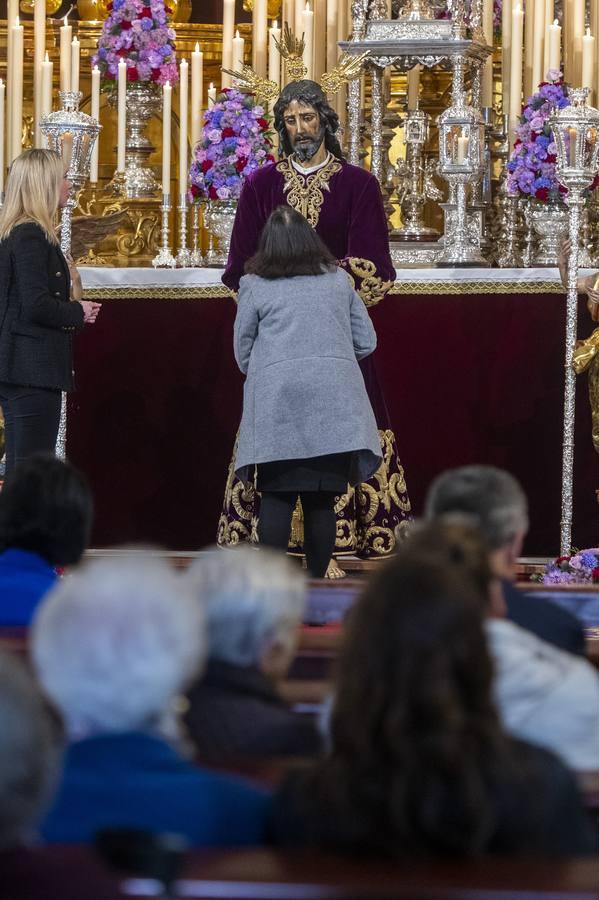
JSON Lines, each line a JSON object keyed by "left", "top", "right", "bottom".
{"left": 40, "top": 91, "right": 101, "bottom": 257}
{"left": 394, "top": 109, "right": 442, "bottom": 242}
{"left": 549, "top": 87, "right": 599, "bottom": 555}
{"left": 438, "top": 97, "right": 487, "bottom": 265}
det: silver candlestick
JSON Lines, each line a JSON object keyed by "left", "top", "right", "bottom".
{"left": 190, "top": 203, "right": 204, "bottom": 267}
{"left": 176, "top": 194, "right": 192, "bottom": 268}
{"left": 152, "top": 194, "right": 176, "bottom": 268}
{"left": 549, "top": 87, "right": 599, "bottom": 555}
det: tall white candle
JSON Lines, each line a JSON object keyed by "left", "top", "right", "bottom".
{"left": 268, "top": 20, "right": 281, "bottom": 88}
{"left": 222, "top": 0, "right": 235, "bottom": 88}
{"left": 531, "top": 0, "right": 545, "bottom": 90}
{"left": 178, "top": 58, "right": 188, "bottom": 197}
{"left": 582, "top": 27, "right": 595, "bottom": 99}
{"left": 253, "top": 0, "right": 268, "bottom": 77}
{"left": 407, "top": 65, "right": 420, "bottom": 109}
{"left": 191, "top": 43, "right": 203, "bottom": 152}
{"left": 90, "top": 65, "right": 100, "bottom": 182}
{"left": 6, "top": 0, "right": 17, "bottom": 162}
{"left": 162, "top": 80, "right": 172, "bottom": 195}
{"left": 0, "top": 80, "right": 5, "bottom": 194}
{"left": 59, "top": 16, "right": 72, "bottom": 93}
{"left": 523, "top": 0, "right": 534, "bottom": 97}
{"left": 543, "top": 0, "right": 554, "bottom": 75}
{"left": 572, "top": 0, "right": 585, "bottom": 87}
{"left": 548, "top": 18, "right": 561, "bottom": 72}
{"left": 295, "top": 0, "right": 304, "bottom": 45}
{"left": 33, "top": 0, "right": 46, "bottom": 148}
{"left": 117, "top": 58, "right": 126, "bottom": 173}
{"left": 232, "top": 29, "right": 245, "bottom": 71}
{"left": 509, "top": 4, "right": 524, "bottom": 147}
{"left": 326, "top": 0, "right": 338, "bottom": 71}
{"left": 41, "top": 52, "right": 53, "bottom": 124}
{"left": 10, "top": 17, "right": 23, "bottom": 165}
{"left": 302, "top": 3, "right": 314, "bottom": 79}
{"left": 456, "top": 134, "right": 469, "bottom": 163}
{"left": 208, "top": 82, "right": 217, "bottom": 108}
{"left": 313, "top": 0, "right": 326, "bottom": 79}
{"left": 71, "top": 35, "right": 80, "bottom": 94}
{"left": 502, "top": 0, "right": 512, "bottom": 132}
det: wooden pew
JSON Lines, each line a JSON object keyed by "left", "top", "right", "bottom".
{"left": 119, "top": 849, "right": 599, "bottom": 899}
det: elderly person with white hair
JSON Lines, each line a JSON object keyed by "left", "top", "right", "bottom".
{"left": 183, "top": 546, "right": 321, "bottom": 761}
{"left": 32, "top": 554, "right": 272, "bottom": 846}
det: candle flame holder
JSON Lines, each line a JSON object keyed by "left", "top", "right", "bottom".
{"left": 40, "top": 90, "right": 101, "bottom": 257}
{"left": 152, "top": 194, "right": 176, "bottom": 268}
{"left": 176, "top": 194, "right": 192, "bottom": 268}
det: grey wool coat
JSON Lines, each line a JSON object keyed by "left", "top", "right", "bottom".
{"left": 233, "top": 269, "right": 382, "bottom": 486}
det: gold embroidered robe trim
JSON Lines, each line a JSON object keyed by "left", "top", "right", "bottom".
{"left": 276, "top": 155, "right": 343, "bottom": 227}
{"left": 347, "top": 257, "right": 393, "bottom": 308}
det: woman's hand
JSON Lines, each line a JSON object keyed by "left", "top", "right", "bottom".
{"left": 79, "top": 300, "right": 102, "bottom": 324}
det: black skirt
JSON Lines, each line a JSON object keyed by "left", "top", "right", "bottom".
{"left": 256, "top": 452, "right": 352, "bottom": 493}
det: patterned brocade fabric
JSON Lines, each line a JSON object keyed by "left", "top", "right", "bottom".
{"left": 216, "top": 429, "right": 412, "bottom": 558}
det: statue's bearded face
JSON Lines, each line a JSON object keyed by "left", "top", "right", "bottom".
{"left": 282, "top": 100, "right": 325, "bottom": 161}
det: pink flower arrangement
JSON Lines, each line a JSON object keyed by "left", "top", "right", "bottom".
{"left": 506, "top": 73, "right": 569, "bottom": 201}
{"left": 92, "top": 0, "right": 178, "bottom": 86}
{"left": 537, "top": 549, "right": 599, "bottom": 584}
{"left": 188, "top": 88, "right": 275, "bottom": 202}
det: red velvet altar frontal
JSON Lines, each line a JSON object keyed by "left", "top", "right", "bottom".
{"left": 67, "top": 290, "right": 599, "bottom": 556}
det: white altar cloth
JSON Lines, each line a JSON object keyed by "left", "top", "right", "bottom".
{"left": 78, "top": 266, "right": 578, "bottom": 298}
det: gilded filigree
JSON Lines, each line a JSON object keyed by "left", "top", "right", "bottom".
{"left": 276, "top": 155, "right": 343, "bottom": 227}
{"left": 347, "top": 257, "right": 393, "bottom": 307}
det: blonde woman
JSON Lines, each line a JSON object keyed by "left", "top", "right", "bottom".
{"left": 0, "top": 149, "right": 101, "bottom": 474}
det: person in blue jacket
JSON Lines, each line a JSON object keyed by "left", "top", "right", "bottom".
{"left": 32, "top": 554, "right": 271, "bottom": 847}
{"left": 0, "top": 453, "right": 92, "bottom": 626}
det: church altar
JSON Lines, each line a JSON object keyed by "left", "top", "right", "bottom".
{"left": 69, "top": 266, "right": 599, "bottom": 556}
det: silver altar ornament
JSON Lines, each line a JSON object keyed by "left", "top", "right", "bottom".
{"left": 152, "top": 194, "right": 176, "bottom": 269}
{"left": 107, "top": 82, "right": 162, "bottom": 200}
{"left": 396, "top": 0, "right": 434, "bottom": 19}
{"left": 394, "top": 109, "right": 442, "bottom": 242}
{"left": 203, "top": 200, "right": 237, "bottom": 266}
{"left": 40, "top": 91, "right": 101, "bottom": 258}
{"left": 549, "top": 87, "right": 599, "bottom": 556}
{"left": 437, "top": 96, "right": 488, "bottom": 265}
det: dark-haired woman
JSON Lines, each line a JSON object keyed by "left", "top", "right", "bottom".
{"left": 271, "top": 522, "right": 598, "bottom": 857}
{"left": 0, "top": 453, "right": 93, "bottom": 625}
{"left": 233, "top": 206, "right": 381, "bottom": 578}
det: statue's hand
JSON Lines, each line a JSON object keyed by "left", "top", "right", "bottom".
{"left": 586, "top": 287, "right": 599, "bottom": 323}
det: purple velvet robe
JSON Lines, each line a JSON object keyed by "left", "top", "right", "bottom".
{"left": 222, "top": 158, "right": 396, "bottom": 297}
{"left": 218, "top": 156, "right": 412, "bottom": 559}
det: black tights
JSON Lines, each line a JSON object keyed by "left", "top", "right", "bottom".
{"left": 0, "top": 383, "right": 62, "bottom": 477}
{"left": 258, "top": 491, "right": 337, "bottom": 578}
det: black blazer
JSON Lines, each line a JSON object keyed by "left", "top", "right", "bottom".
{"left": 0, "top": 222, "right": 84, "bottom": 392}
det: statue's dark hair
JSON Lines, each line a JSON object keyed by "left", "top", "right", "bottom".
{"left": 273, "top": 80, "right": 344, "bottom": 159}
